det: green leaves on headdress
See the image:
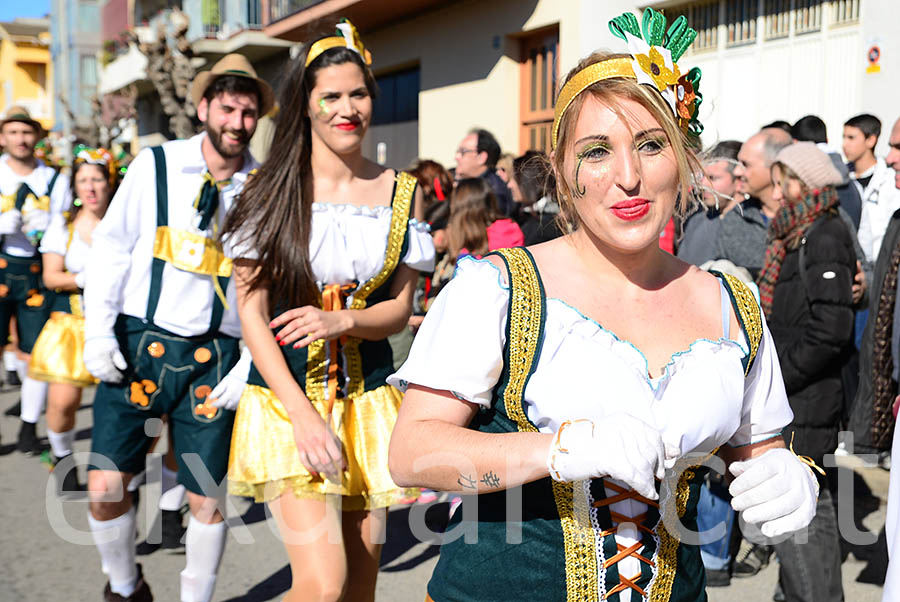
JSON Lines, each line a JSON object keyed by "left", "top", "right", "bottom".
{"left": 607, "top": 8, "right": 703, "bottom": 139}
{"left": 609, "top": 8, "right": 698, "bottom": 62}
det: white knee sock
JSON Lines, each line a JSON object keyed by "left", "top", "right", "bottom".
{"left": 181, "top": 516, "right": 227, "bottom": 602}
{"left": 160, "top": 465, "right": 186, "bottom": 511}
{"left": 4, "top": 349, "right": 17, "bottom": 372}
{"left": 19, "top": 374, "right": 47, "bottom": 423}
{"left": 88, "top": 508, "right": 138, "bottom": 597}
{"left": 47, "top": 428, "right": 75, "bottom": 458}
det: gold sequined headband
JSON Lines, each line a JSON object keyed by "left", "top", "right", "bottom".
{"left": 551, "top": 59, "right": 635, "bottom": 150}
{"left": 306, "top": 19, "right": 373, "bottom": 68}
{"left": 551, "top": 8, "right": 703, "bottom": 150}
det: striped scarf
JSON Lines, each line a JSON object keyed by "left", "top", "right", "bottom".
{"left": 757, "top": 187, "right": 839, "bottom": 318}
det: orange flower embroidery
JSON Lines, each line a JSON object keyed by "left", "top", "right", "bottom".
{"left": 194, "top": 398, "right": 218, "bottom": 419}
{"left": 129, "top": 380, "right": 158, "bottom": 407}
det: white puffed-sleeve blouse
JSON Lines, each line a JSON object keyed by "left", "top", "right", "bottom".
{"left": 390, "top": 255, "right": 793, "bottom": 454}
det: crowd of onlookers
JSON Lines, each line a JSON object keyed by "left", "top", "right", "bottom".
{"left": 400, "top": 112, "right": 900, "bottom": 601}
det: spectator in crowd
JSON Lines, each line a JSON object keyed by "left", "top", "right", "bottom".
{"left": 761, "top": 142, "right": 854, "bottom": 602}
{"left": 677, "top": 140, "right": 743, "bottom": 266}
{"left": 845, "top": 113, "right": 900, "bottom": 264}
{"left": 793, "top": 114, "right": 863, "bottom": 229}
{"left": 448, "top": 177, "right": 523, "bottom": 258}
{"left": 852, "top": 115, "right": 900, "bottom": 461}
{"left": 495, "top": 152, "right": 515, "bottom": 184}
{"left": 509, "top": 150, "right": 562, "bottom": 245}
{"left": 408, "top": 158, "right": 453, "bottom": 208}
{"left": 875, "top": 115, "right": 900, "bottom": 601}
{"left": 793, "top": 115, "right": 870, "bottom": 451}
{"left": 454, "top": 128, "right": 514, "bottom": 216}
{"left": 762, "top": 119, "right": 793, "bottom": 135}
{"left": 737, "top": 127, "right": 793, "bottom": 222}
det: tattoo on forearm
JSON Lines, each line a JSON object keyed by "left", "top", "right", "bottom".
{"left": 480, "top": 471, "right": 500, "bottom": 488}
{"left": 457, "top": 473, "right": 477, "bottom": 490}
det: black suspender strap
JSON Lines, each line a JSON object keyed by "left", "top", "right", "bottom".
{"left": 14, "top": 182, "right": 35, "bottom": 211}
{"left": 145, "top": 146, "right": 168, "bottom": 325}
{"left": 207, "top": 274, "right": 229, "bottom": 335}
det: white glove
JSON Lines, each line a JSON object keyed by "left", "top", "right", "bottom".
{"left": 74, "top": 271, "right": 86, "bottom": 290}
{"left": 84, "top": 336, "right": 128, "bottom": 383}
{"left": 209, "top": 346, "right": 252, "bottom": 411}
{"left": 729, "top": 447, "right": 819, "bottom": 538}
{"left": 22, "top": 209, "right": 50, "bottom": 234}
{"left": 0, "top": 209, "right": 22, "bottom": 235}
{"left": 547, "top": 415, "right": 665, "bottom": 500}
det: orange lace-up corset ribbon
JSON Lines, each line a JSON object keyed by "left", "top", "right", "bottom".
{"left": 321, "top": 283, "right": 356, "bottom": 413}
{"left": 592, "top": 479, "right": 660, "bottom": 600}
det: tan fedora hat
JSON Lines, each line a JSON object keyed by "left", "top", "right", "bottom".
{"left": 0, "top": 106, "right": 45, "bottom": 137}
{"left": 190, "top": 54, "right": 275, "bottom": 116}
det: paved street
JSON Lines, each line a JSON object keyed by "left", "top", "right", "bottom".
{"left": 0, "top": 384, "right": 889, "bottom": 601}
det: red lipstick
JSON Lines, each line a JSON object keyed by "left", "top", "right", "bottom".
{"left": 336, "top": 122, "right": 359, "bottom": 131}
{"left": 610, "top": 198, "right": 651, "bottom": 221}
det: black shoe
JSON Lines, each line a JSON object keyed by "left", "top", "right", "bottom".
{"left": 733, "top": 544, "right": 773, "bottom": 577}
{"left": 160, "top": 509, "right": 185, "bottom": 549}
{"left": 16, "top": 420, "right": 46, "bottom": 455}
{"left": 103, "top": 564, "right": 153, "bottom": 601}
{"left": 705, "top": 567, "right": 731, "bottom": 587}
{"left": 52, "top": 454, "right": 85, "bottom": 497}
{"left": 3, "top": 399, "right": 20, "bottom": 416}
{"left": 6, "top": 369, "right": 20, "bottom": 387}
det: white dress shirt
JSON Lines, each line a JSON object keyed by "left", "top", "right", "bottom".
{"left": 84, "top": 133, "right": 258, "bottom": 340}
{"left": 855, "top": 158, "right": 900, "bottom": 263}
{"left": 0, "top": 154, "right": 72, "bottom": 257}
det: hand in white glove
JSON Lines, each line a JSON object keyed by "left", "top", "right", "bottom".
{"left": 209, "top": 346, "right": 252, "bottom": 411}
{"left": 74, "top": 271, "right": 86, "bottom": 290}
{"left": 729, "top": 447, "right": 819, "bottom": 538}
{"left": 21, "top": 209, "right": 50, "bottom": 235}
{"left": 84, "top": 337, "right": 128, "bottom": 383}
{"left": 547, "top": 415, "right": 665, "bottom": 500}
{"left": 0, "top": 209, "right": 22, "bottom": 235}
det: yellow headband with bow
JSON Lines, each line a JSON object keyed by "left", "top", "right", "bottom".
{"left": 305, "top": 19, "right": 373, "bottom": 68}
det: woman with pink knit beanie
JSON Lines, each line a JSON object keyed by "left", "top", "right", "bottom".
{"left": 757, "top": 140, "right": 855, "bottom": 602}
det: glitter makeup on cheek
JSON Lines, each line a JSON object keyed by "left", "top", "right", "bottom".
{"left": 317, "top": 98, "right": 330, "bottom": 118}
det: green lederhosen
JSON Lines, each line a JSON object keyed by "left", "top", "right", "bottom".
{"left": 426, "top": 251, "right": 763, "bottom": 602}
{"left": 0, "top": 172, "right": 60, "bottom": 353}
{"left": 90, "top": 146, "right": 238, "bottom": 495}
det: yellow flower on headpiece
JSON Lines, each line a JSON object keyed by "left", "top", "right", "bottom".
{"left": 635, "top": 47, "right": 681, "bottom": 92}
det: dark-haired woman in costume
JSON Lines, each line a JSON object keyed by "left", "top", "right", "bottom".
{"left": 222, "top": 20, "right": 434, "bottom": 602}
{"left": 30, "top": 147, "right": 116, "bottom": 493}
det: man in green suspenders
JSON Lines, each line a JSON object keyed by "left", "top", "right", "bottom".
{"left": 0, "top": 105, "right": 72, "bottom": 453}
{"left": 81, "top": 55, "right": 272, "bottom": 602}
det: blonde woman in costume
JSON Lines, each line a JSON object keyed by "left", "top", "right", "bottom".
{"left": 389, "top": 9, "right": 820, "bottom": 602}
{"left": 222, "top": 20, "right": 435, "bottom": 602}
{"left": 30, "top": 147, "right": 115, "bottom": 494}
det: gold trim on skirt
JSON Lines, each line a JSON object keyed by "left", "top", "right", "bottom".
{"left": 29, "top": 311, "right": 98, "bottom": 387}
{"left": 228, "top": 383, "right": 418, "bottom": 510}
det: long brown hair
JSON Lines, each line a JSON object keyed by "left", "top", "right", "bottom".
{"left": 221, "top": 37, "right": 377, "bottom": 313}
{"left": 448, "top": 178, "right": 499, "bottom": 257}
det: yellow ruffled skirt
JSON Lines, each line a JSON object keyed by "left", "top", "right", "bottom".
{"left": 29, "top": 311, "right": 98, "bottom": 387}
{"left": 228, "top": 383, "right": 417, "bottom": 510}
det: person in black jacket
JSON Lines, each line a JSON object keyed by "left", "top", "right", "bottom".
{"left": 758, "top": 142, "right": 855, "bottom": 602}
